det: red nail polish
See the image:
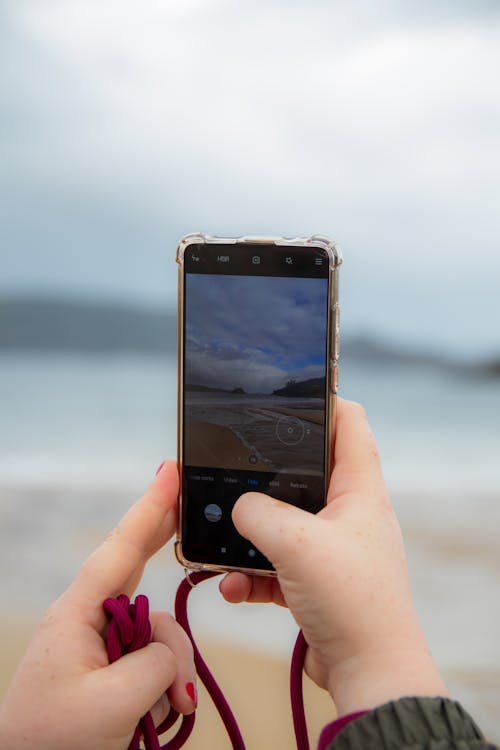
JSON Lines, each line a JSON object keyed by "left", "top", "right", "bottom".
{"left": 155, "top": 461, "right": 165, "bottom": 476}
{"left": 186, "top": 681, "right": 197, "bottom": 706}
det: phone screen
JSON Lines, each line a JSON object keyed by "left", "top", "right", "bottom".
{"left": 180, "top": 242, "right": 331, "bottom": 572}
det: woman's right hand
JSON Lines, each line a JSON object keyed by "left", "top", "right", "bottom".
{"left": 220, "top": 399, "right": 448, "bottom": 716}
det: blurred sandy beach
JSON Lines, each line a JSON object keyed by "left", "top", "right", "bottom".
{"left": 0, "top": 617, "right": 335, "bottom": 750}
{"left": 1, "top": 479, "right": 500, "bottom": 744}
{"left": 1, "top": 353, "right": 500, "bottom": 744}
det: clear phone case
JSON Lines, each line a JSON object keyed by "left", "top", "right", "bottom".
{"left": 175, "top": 234, "right": 342, "bottom": 575}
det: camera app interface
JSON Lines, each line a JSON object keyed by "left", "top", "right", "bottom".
{"left": 182, "top": 244, "right": 329, "bottom": 570}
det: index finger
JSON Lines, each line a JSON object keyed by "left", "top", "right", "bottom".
{"left": 63, "top": 460, "right": 179, "bottom": 614}
{"left": 327, "top": 399, "right": 387, "bottom": 503}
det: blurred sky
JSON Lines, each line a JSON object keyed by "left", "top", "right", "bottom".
{"left": 1, "top": 0, "right": 500, "bottom": 356}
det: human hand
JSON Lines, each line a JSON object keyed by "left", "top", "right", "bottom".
{"left": 0, "top": 461, "right": 196, "bottom": 750}
{"left": 220, "top": 400, "right": 448, "bottom": 715}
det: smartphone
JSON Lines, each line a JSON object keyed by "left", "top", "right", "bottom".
{"left": 175, "top": 234, "right": 341, "bottom": 575}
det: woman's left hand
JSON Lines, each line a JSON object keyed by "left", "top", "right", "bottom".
{"left": 0, "top": 460, "right": 196, "bottom": 750}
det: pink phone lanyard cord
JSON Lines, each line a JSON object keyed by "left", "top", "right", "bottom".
{"left": 103, "top": 571, "right": 309, "bottom": 750}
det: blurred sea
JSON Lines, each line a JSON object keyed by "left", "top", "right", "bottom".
{"left": 1, "top": 350, "right": 499, "bottom": 739}
{"left": 2, "top": 351, "right": 499, "bottom": 491}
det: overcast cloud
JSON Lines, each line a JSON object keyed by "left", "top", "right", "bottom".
{"left": 185, "top": 274, "right": 328, "bottom": 392}
{"left": 1, "top": 1, "right": 499, "bottom": 354}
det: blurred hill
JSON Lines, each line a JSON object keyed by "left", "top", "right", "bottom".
{"left": 0, "top": 296, "right": 499, "bottom": 378}
{"left": 0, "top": 296, "right": 177, "bottom": 353}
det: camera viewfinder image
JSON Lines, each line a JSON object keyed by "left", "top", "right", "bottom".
{"left": 184, "top": 274, "right": 328, "bottom": 475}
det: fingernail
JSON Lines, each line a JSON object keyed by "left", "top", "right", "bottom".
{"left": 155, "top": 461, "right": 165, "bottom": 476}
{"left": 186, "top": 681, "right": 197, "bottom": 707}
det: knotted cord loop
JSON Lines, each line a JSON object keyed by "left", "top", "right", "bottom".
{"left": 104, "top": 572, "right": 309, "bottom": 750}
{"left": 103, "top": 594, "right": 195, "bottom": 750}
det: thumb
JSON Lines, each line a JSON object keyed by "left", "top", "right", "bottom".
{"left": 232, "top": 492, "right": 320, "bottom": 572}
{"left": 88, "top": 642, "right": 177, "bottom": 730}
